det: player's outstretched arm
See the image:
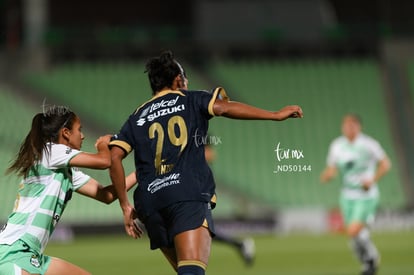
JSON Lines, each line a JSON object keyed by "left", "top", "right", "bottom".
{"left": 69, "top": 135, "right": 112, "bottom": 169}
{"left": 76, "top": 172, "right": 137, "bottom": 204}
{"left": 213, "top": 99, "right": 303, "bottom": 121}
{"left": 110, "top": 146, "right": 142, "bottom": 238}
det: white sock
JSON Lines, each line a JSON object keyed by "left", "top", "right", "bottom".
{"left": 351, "top": 228, "right": 379, "bottom": 264}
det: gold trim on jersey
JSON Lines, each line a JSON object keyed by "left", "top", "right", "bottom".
{"left": 109, "top": 140, "right": 132, "bottom": 154}
{"left": 210, "top": 194, "right": 217, "bottom": 208}
{"left": 134, "top": 90, "right": 186, "bottom": 115}
{"left": 208, "top": 87, "right": 229, "bottom": 116}
{"left": 202, "top": 218, "right": 209, "bottom": 228}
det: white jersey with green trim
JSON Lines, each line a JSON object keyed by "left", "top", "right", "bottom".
{"left": 0, "top": 143, "right": 90, "bottom": 253}
{"left": 327, "top": 133, "right": 385, "bottom": 199}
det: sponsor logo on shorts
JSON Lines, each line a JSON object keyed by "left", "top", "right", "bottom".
{"left": 30, "top": 255, "right": 41, "bottom": 268}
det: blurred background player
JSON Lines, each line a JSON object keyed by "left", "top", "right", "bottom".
{"left": 204, "top": 141, "right": 256, "bottom": 266}
{"left": 0, "top": 106, "right": 140, "bottom": 275}
{"left": 320, "top": 114, "right": 391, "bottom": 275}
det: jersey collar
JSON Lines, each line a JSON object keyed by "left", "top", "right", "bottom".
{"left": 153, "top": 89, "right": 185, "bottom": 99}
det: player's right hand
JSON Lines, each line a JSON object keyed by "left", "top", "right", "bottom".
{"left": 288, "top": 105, "right": 304, "bottom": 118}
{"left": 277, "top": 105, "right": 304, "bottom": 120}
{"left": 95, "top": 135, "right": 112, "bottom": 149}
{"left": 122, "top": 204, "right": 143, "bottom": 239}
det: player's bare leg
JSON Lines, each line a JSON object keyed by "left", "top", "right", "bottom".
{"left": 45, "top": 257, "right": 90, "bottom": 275}
{"left": 347, "top": 222, "right": 364, "bottom": 237}
{"left": 161, "top": 247, "right": 178, "bottom": 271}
{"left": 174, "top": 226, "right": 211, "bottom": 274}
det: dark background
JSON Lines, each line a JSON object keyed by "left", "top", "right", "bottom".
{"left": 2, "top": 0, "right": 414, "bottom": 61}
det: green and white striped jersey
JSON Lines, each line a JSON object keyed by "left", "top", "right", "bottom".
{"left": 326, "top": 133, "right": 385, "bottom": 199}
{"left": 0, "top": 143, "right": 90, "bottom": 253}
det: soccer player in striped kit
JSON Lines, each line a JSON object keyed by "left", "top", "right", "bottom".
{"left": 0, "top": 106, "right": 141, "bottom": 275}
{"left": 321, "top": 114, "right": 391, "bottom": 275}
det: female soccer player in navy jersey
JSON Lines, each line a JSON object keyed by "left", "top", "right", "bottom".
{"left": 109, "top": 50, "right": 303, "bottom": 275}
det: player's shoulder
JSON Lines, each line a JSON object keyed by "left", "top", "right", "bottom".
{"left": 182, "top": 89, "right": 211, "bottom": 96}
{"left": 357, "top": 133, "right": 383, "bottom": 152}
{"left": 180, "top": 89, "right": 216, "bottom": 105}
{"left": 184, "top": 88, "right": 229, "bottom": 101}
{"left": 41, "top": 143, "right": 81, "bottom": 168}
{"left": 358, "top": 133, "right": 380, "bottom": 145}
{"left": 48, "top": 143, "right": 78, "bottom": 155}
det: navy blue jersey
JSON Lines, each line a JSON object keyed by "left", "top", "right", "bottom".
{"left": 110, "top": 87, "right": 228, "bottom": 216}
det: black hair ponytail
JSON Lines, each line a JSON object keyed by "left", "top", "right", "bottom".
{"left": 145, "top": 50, "right": 183, "bottom": 94}
{"left": 7, "top": 106, "right": 76, "bottom": 177}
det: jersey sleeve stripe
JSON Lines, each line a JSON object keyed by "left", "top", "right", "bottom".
{"left": 109, "top": 140, "right": 132, "bottom": 154}
{"left": 208, "top": 87, "right": 229, "bottom": 116}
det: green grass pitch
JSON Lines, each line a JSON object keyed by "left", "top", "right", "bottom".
{"left": 44, "top": 230, "right": 414, "bottom": 274}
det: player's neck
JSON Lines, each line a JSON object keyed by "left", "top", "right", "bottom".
{"left": 346, "top": 132, "right": 360, "bottom": 142}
